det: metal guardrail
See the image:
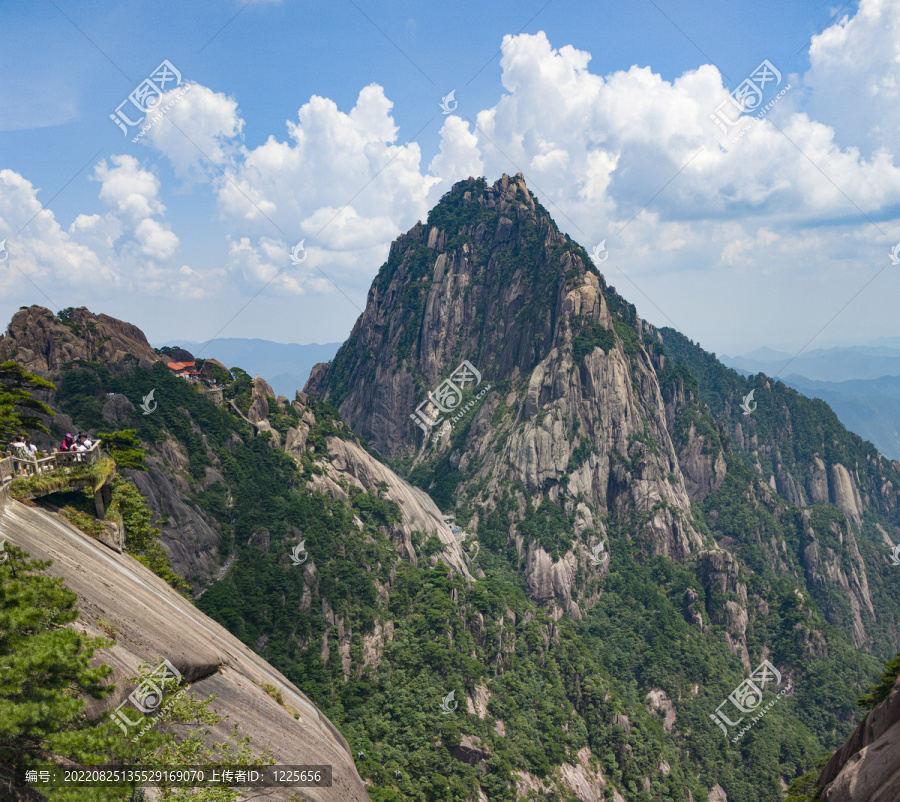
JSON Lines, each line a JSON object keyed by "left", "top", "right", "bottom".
{"left": 2, "top": 440, "right": 103, "bottom": 481}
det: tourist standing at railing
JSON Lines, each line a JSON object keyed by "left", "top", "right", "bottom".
{"left": 73, "top": 435, "right": 88, "bottom": 463}
{"left": 8, "top": 435, "right": 29, "bottom": 475}
{"left": 24, "top": 438, "right": 37, "bottom": 458}
{"left": 59, "top": 433, "right": 74, "bottom": 452}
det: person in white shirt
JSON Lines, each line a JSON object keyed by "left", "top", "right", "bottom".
{"left": 9, "top": 435, "right": 27, "bottom": 474}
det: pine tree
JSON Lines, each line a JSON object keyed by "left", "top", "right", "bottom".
{"left": 0, "top": 361, "right": 56, "bottom": 442}
{"left": 0, "top": 546, "right": 115, "bottom": 793}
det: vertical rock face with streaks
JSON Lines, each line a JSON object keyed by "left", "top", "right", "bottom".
{"left": 306, "top": 175, "right": 706, "bottom": 612}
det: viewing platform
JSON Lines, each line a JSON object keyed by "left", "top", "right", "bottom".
{"left": 0, "top": 441, "right": 120, "bottom": 548}
{"left": 3, "top": 439, "right": 104, "bottom": 478}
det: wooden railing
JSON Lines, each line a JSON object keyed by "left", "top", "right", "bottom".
{"left": 3, "top": 440, "right": 103, "bottom": 479}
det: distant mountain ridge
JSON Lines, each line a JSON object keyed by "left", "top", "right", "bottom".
{"left": 722, "top": 344, "right": 900, "bottom": 460}
{"left": 722, "top": 343, "right": 900, "bottom": 382}
{"left": 780, "top": 374, "right": 900, "bottom": 461}
{"left": 155, "top": 338, "right": 341, "bottom": 398}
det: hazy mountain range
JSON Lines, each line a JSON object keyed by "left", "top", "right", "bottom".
{"left": 722, "top": 343, "right": 900, "bottom": 461}
{"left": 721, "top": 341, "right": 900, "bottom": 382}
{"left": 154, "top": 337, "right": 341, "bottom": 398}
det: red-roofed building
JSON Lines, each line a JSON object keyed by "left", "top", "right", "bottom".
{"left": 166, "top": 361, "right": 201, "bottom": 381}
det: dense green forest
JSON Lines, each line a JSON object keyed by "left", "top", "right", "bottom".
{"left": 35, "top": 356, "right": 895, "bottom": 801}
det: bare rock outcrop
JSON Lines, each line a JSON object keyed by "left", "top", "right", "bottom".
{"left": 525, "top": 543, "right": 582, "bottom": 618}
{"left": 645, "top": 688, "right": 677, "bottom": 731}
{"left": 677, "top": 421, "right": 727, "bottom": 500}
{"left": 315, "top": 436, "right": 472, "bottom": 579}
{"left": 800, "top": 510, "right": 875, "bottom": 648}
{"left": 0, "top": 306, "right": 161, "bottom": 373}
{"left": 818, "top": 674, "right": 900, "bottom": 801}
{"left": 128, "top": 463, "right": 221, "bottom": 585}
{"left": 558, "top": 747, "right": 607, "bottom": 802}
{"left": 248, "top": 377, "right": 275, "bottom": 424}
{"left": 700, "top": 551, "right": 751, "bottom": 670}
{"left": 0, "top": 498, "right": 370, "bottom": 802}
{"left": 708, "top": 784, "right": 728, "bottom": 802}
{"left": 809, "top": 456, "right": 830, "bottom": 504}
{"left": 831, "top": 463, "right": 864, "bottom": 530}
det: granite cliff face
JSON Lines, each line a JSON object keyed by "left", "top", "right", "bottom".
{"left": 306, "top": 175, "right": 710, "bottom": 615}
{"left": 6, "top": 179, "right": 900, "bottom": 800}
{"left": 0, "top": 488, "right": 370, "bottom": 802}
{"left": 654, "top": 327, "right": 900, "bottom": 655}
{"left": 816, "top": 673, "right": 900, "bottom": 801}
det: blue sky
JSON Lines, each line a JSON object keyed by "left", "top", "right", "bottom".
{"left": 2, "top": 0, "right": 899, "bottom": 361}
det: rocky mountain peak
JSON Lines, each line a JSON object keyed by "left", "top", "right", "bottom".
{"left": 0, "top": 305, "right": 161, "bottom": 373}
{"left": 306, "top": 173, "right": 605, "bottom": 453}
{"left": 306, "top": 174, "right": 709, "bottom": 614}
